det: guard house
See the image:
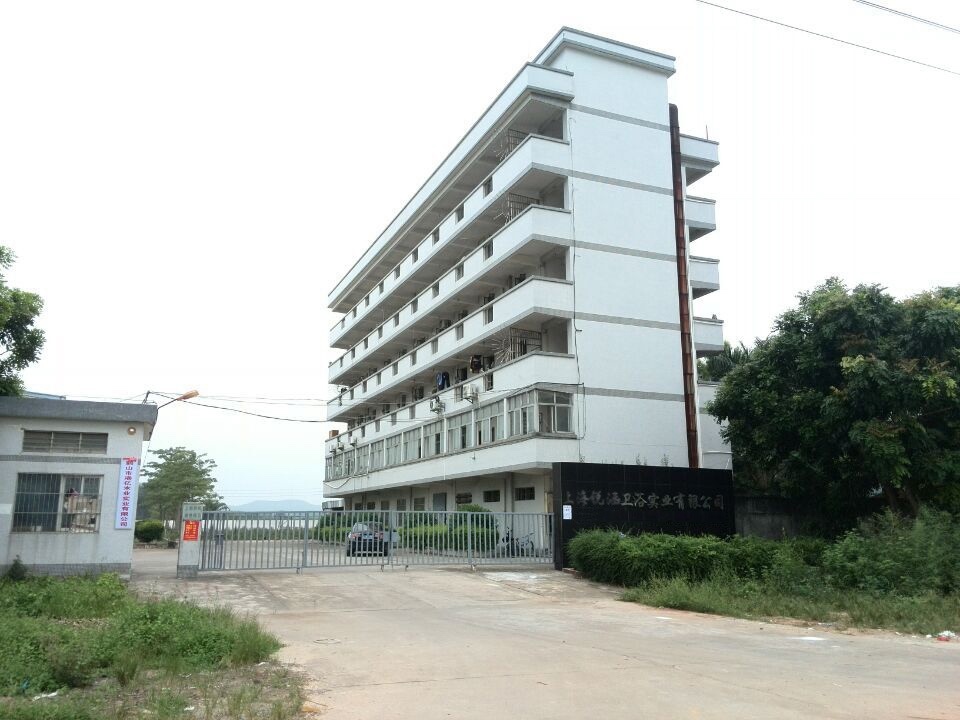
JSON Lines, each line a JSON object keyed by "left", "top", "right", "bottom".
{"left": 0, "top": 396, "right": 158, "bottom": 576}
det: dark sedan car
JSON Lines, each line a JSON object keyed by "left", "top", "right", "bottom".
{"left": 345, "top": 522, "right": 386, "bottom": 556}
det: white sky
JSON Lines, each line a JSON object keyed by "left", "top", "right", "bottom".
{"left": 4, "top": 1, "right": 959, "bottom": 506}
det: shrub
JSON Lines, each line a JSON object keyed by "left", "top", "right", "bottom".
{"left": 4, "top": 557, "right": 28, "bottom": 582}
{"left": 822, "top": 509, "right": 960, "bottom": 595}
{"left": 455, "top": 504, "right": 491, "bottom": 514}
{"left": 134, "top": 520, "right": 165, "bottom": 543}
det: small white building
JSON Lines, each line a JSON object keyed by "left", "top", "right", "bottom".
{"left": 323, "top": 28, "right": 731, "bottom": 513}
{"left": 0, "top": 397, "right": 158, "bottom": 576}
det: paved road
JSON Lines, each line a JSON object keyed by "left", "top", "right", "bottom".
{"left": 132, "top": 549, "right": 960, "bottom": 719}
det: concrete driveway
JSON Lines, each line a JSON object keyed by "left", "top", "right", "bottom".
{"left": 132, "top": 549, "right": 959, "bottom": 719}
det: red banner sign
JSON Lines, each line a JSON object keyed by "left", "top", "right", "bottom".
{"left": 182, "top": 520, "right": 200, "bottom": 542}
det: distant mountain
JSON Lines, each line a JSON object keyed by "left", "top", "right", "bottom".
{"left": 229, "top": 499, "right": 325, "bottom": 512}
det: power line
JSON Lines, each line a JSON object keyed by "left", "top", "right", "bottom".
{"left": 850, "top": 0, "right": 960, "bottom": 35}
{"left": 697, "top": 0, "right": 960, "bottom": 78}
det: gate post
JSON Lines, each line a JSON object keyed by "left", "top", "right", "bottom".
{"left": 467, "top": 512, "right": 474, "bottom": 566}
{"left": 176, "top": 502, "right": 204, "bottom": 578}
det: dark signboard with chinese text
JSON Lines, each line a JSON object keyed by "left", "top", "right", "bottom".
{"left": 552, "top": 462, "right": 735, "bottom": 569}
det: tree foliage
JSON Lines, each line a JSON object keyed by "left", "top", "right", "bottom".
{"left": 697, "top": 341, "right": 752, "bottom": 382}
{"left": 138, "top": 447, "right": 225, "bottom": 526}
{"left": 709, "top": 279, "right": 960, "bottom": 530}
{"left": 0, "top": 247, "right": 45, "bottom": 396}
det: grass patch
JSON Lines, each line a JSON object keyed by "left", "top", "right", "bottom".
{"left": 622, "top": 573, "right": 960, "bottom": 634}
{"left": 0, "top": 574, "right": 298, "bottom": 718}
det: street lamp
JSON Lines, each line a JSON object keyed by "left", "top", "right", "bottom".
{"left": 156, "top": 390, "right": 200, "bottom": 409}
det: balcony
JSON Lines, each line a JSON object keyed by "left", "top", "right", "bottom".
{"left": 329, "top": 64, "right": 575, "bottom": 312}
{"left": 689, "top": 255, "right": 719, "bottom": 298}
{"left": 326, "top": 276, "right": 575, "bottom": 422}
{"left": 329, "top": 134, "right": 573, "bottom": 349}
{"left": 328, "top": 206, "right": 573, "bottom": 386}
{"left": 685, "top": 196, "right": 716, "bottom": 240}
{"left": 679, "top": 134, "right": 719, "bottom": 185}
{"left": 325, "top": 350, "right": 580, "bottom": 457}
{"left": 693, "top": 316, "right": 724, "bottom": 357}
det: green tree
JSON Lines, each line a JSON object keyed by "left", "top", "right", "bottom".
{"left": 0, "top": 247, "right": 45, "bottom": 396}
{"left": 697, "top": 341, "right": 752, "bottom": 382}
{"left": 709, "top": 279, "right": 960, "bottom": 531}
{"left": 138, "top": 447, "right": 224, "bottom": 528}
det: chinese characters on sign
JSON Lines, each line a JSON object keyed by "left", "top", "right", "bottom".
{"left": 182, "top": 520, "right": 200, "bottom": 542}
{"left": 564, "top": 490, "right": 725, "bottom": 511}
{"left": 114, "top": 457, "right": 140, "bottom": 530}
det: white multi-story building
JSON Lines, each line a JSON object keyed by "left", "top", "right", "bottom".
{"left": 324, "top": 28, "right": 727, "bottom": 514}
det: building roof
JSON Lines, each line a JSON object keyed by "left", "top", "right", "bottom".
{"left": 0, "top": 397, "right": 159, "bottom": 438}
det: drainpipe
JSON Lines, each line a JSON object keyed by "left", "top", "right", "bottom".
{"left": 669, "top": 104, "right": 700, "bottom": 469}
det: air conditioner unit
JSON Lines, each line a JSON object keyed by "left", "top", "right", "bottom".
{"left": 336, "top": 440, "right": 344, "bottom": 451}
{"left": 349, "top": 437, "right": 359, "bottom": 446}
{"left": 466, "top": 385, "right": 480, "bottom": 404}
{"left": 430, "top": 397, "right": 445, "bottom": 414}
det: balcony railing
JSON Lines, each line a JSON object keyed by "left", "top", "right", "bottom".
{"left": 329, "top": 134, "right": 572, "bottom": 349}
{"left": 685, "top": 196, "right": 716, "bottom": 240}
{"left": 689, "top": 255, "right": 720, "bottom": 298}
{"left": 693, "top": 316, "right": 724, "bottom": 356}
{"left": 326, "top": 277, "right": 575, "bottom": 422}
{"left": 328, "top": 206, "right": 573, "bottom": 385}
{"left": 329, "top": 63, "right": 575, "bottom": 310}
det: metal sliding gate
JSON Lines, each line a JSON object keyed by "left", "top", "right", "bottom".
{"left": 197, "top": 510, "right": 554, "bottom": 571}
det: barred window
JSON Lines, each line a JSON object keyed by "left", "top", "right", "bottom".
{"left": 13, "top": 474, "right": 102, "bottom": 533}
{"left": 514, "top": 486, "right": 535, "bottom": 501}
{"left": 413, "top": 497, "right": 426, "bottom": 511}
{"left": 396, "top": 498, "right": 408, "bottom": 511}
{"left": 23, "top": 431, "right": 107, "bottom": 454}
{"left": 483, "top": 489, "right": 501, "bottom": 503}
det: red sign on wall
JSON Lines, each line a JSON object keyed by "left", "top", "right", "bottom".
{"left": 182, "top": 520, "right": 200, "bottom": 542}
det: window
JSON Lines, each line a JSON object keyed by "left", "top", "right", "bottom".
{"left": 539, "top": 390, "right": 573, "bottom": 433}
{"left": 413, "top": 497, "right": 425, "bottom": 511}
{"left": 483, "top": 241, "right": 493, "bottom": 260}
{"left": 412, "top": 248, "right": 419, "bottom": 263}
{"left": 378, "top": 326, "right": 384, "bottom": 339}
{"left": 514, "top": 486, "right": 535, "bottom": 502}
{"left": 363, "top": 337, "right": 369, "bottom": 349}
{"left": 365, "top": 295, "right": 370, "bottom": 307}
{"left": 397, "top": 498, "right": 408, "bottom": 511}
{"left": 379, "top": 281, "right": 385, "bottom": 294}
{"left": 362, "top": 380, "right": 367, "bottom": 392}
{"left": 399, "top": 393, "right": 407, "bottom": 407}
{"left": 485, "top": 373, "right": 494, "bottom": 391}
{"left": 385, "top": 434, "right": 402, "bottom": 465}
{"left": 432, "top": 282, "right": 440, "bottom": 298}
{"left": 23, "top": 431, "right": 108, "bottom": 455}
{"left": 356, "top": 444, "right": 369, "bottom": 472}
{"left": 422, "top": 420, "right": 443, "bottom": 458}
{"left": 402, "top": 428, "right": 421, "bottom": 461}
{"left": 411, "top": 350, "right": 417, "bottom": 366}
{"left": 394, "top": 266, "right": 401, "bottom": 279}
{"left": 349, "top": 388, "right": 354, "bottom": 400}
{"left": 431, "top": 339, "right": 438, "bottom": 354}
{"left": 476, "top": 401, "right": 502, "bottom": 446}
{"left": 483, "top": 177, "right": 493, "bottom": 196}
{"left": 484, "top": 307, "right": 493, "bottom": 324}
{"left": 376, "top": 371, "right": 382, "bottom": 385}
{"left": 508, "top": 391, "right": 536, "bottom": 437}
{"left": 393, "top": 313, "right": 400, "bottom": 327}
{"left": 375, "top": 419, "right": 381, "bottom": 432}
{"left": 366, "top": 502, "right": 376, "bottom": 510}
{"left": 447, "top": 410, "right": 472, "bottom": 451}
{"left": 392, "top": 362, "right": 399, "bottom": 376}
{"left": 455, "top": 263, "right": 464, "bottom": 280}
{"left": 354, "top": 503, "right": 363, "bottom": 511}
{"left": 369, "top": 441, "right": 384, "bottom": 469}
{"left": 432, "top": 229, "right": 440, "bottom": 245}
{"left": 360, "top": 425, "right": 366, "bottom": 438}
{"left": 381, "top": 500, "right": 390, "bottom": 511}
{"left": 409, "top": 405, "right": 415, "bottom": 420}
{"left": 13, "top": 473, "right": 101, "bottom": 532}
{"left": 410, "top": 298, "right": 418, "bottom": 314}
{"left": 456, "top": 492, "right": 473, "bottom": 506}
{"left": 455, "top": 324, "right": 464, "bottom": 340}
{"left": 352, "top": 308, "right": 357, "bottom": 318}
{"left": 350, "top": 347, "right": 356, "bottom": 359}
{"left": 483, "top": 489, "right": 501, "bottom": 503}
{"left": 390, "top": 412, "right": 397, "bottom": 426}
{"left": 455, "top": 204, "right": 464, "bottom": 222}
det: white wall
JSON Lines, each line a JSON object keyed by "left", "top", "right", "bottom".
{"left": 0, "top": 417, "right": 149, "bottom": 574}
